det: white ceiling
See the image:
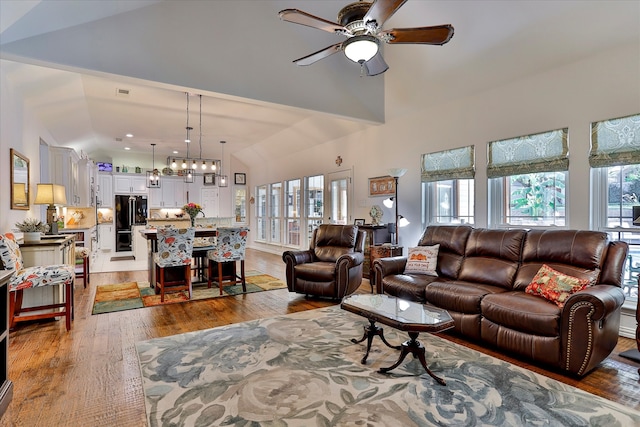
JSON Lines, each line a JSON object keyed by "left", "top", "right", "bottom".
{"left": 1, "top": 0, "right": 638, "bottom": 166}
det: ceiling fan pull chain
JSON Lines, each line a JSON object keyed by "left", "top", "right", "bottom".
{"left": 360, "top": 62, "right": 365, "bottom": 77}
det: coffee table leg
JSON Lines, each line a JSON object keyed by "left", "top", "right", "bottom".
{"left": 351, "top": 319, "right": 401, "bottom": 364}
{"left": 378, "top": 332, "right": 447, "bottom": 386}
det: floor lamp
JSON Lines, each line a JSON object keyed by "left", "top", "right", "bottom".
{"left": 34, "top": 183, "right": 67, "bottom": 234}
{"left": 385, "top": 168, "right": 409, "bottom": 245}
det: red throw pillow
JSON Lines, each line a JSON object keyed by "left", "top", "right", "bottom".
{"left": 525, "top": 264, "right": 589, "bottom": 308}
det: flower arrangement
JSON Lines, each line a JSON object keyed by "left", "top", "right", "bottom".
{"left": 183, "top": 203, "right": 203, "bottom": 226}
{"left": 15, "top": 218, "right": 49, "bottom": 233}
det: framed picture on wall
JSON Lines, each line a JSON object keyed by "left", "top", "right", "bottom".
{"left": 203, "top": 173, "right": 215, "bottom": 186}
{"left": 234, "top": 173, "right": 246, "bottom": 185}
{"left": 368, "top": 175, "right": 395, "bottom": 197}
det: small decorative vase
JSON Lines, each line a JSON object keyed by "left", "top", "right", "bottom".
{"left": 23, "top": 232, "right": 41, "bottom": 242}
{"left": 190, "top": 216, "right": 196, "bottom": 227}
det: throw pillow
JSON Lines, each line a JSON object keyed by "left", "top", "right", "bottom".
{"left": 525, "top": 264, "right": 589, "bottom": 308}
{"left": 404, "top": 245, "right": 439, "bottom": 276}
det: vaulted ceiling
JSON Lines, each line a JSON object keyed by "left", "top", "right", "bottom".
{"left": 1, "top": 1, "right": 638, "bottom": 166}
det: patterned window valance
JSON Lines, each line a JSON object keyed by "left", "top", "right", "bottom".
{"left": 421, "top": 146, "right": 475, "bottom": 182}
{"left": 487, "top": 128, "right": 568, "bottom": 178}
{"left": 590, "top": 113, "right": 640, "bottom": 168}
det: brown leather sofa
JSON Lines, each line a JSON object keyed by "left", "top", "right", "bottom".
{"left": 283, "top": 224, "right": 365, "bottom": 299}
{"left": 373, "top": 225, "right": 629, "bottom": 376}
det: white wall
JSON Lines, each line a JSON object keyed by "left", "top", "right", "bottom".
{"left": 248, "top": 43, "right": 640, "bottom": 252}
{"left": 0, "top": 63, "right": 59, "bottom": 233}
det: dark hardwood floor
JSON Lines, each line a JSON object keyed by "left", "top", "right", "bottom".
{"left": 3, "top": 249, "right": 639, "bottom": 426}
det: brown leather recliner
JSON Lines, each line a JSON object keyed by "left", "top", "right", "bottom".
{"left": 282, "top": 224, "right": 365, "bottom": 299}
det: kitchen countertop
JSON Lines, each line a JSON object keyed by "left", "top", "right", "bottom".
{"left": 18, "top": 234, "right": 75, "bottom": 247}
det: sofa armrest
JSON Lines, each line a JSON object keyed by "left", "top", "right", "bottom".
{"left": 372, "top": 256, "right": 407, "bottom": 294}
{"left": 563, "top": 284, "right": 625, "bottom": 321}
{"left": 282, "top": 250, "right": 314, "bottom": 266}
{"left": 560, "top": 284, "right": 625, "bottom": 376}
{"left": 337, "top": 252, "right": 364, "bottom": 268}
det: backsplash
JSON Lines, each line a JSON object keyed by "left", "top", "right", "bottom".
{"left": 61, "top": 207, "right": 97, "bottom": 228}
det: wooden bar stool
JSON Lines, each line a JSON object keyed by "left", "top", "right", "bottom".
{"left": 153, "top": 228, "right": 195, "bottom": 302}
{"left": 0, "top": 233, "right": 74, "bottom": 331}
{"left": 207, "top": 227, "right": 249, "bottom": 295}
{"left": 75, "top": 247, "right": 90, "bottom": 288}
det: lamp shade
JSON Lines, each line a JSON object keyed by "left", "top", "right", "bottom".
{"left": 34, "top": 183, "right": 67, "bottom": 206}
{"left": 388, "top": 168, "right": 408, "bottom": 178}
{"left": 343, "top": 35, "right": 379, "bottom": 63}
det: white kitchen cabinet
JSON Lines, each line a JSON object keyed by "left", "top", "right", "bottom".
{"left": 97, "top": 173, "right": 113, "bottom": 207}
{"left": 77, "top": 158, "right": 97, "bottom": 207}
{"left": 98, "top": 224, "right": 115, "bottom": 252}
{"left": 50, "top": 146, "right": 80, "bottom": 206}
{"left": 132, "top": 225, "right": 147, "bottom": 261}
{"left": 149, "top": 177, "right": 185, "bottom": 208}
{"left": 113, "top": 174, "right": 147, "bottom": 194}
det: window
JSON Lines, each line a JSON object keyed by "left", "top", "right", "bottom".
{"left": 590, "top": 113, "right": 640, "bottom": 301}
{"left": 284, "top": 179, "right": 300, "bottom": 246}
{"left": 255, "top": 185, "right": 267, "bottom": 241}
{"left": 269, "top": 182, "right": 282, "bottom": 244}
{"left": 421, "top": 146, "right": 475, "bottom": 225}
{"left": 488, "top": 128, "right": 568, "bottom": 227}
{"left": 305, "top": 175, "right": 324, "bottom": 245}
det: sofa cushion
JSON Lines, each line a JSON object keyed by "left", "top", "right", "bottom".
{"left": 458, "top": 229, "right": 526, "bottom": 290}
{"left": 417, "top": 225, "right": 472, "bottom": 279}
{"left": 525, "top": 264, "right": 589, "bottom": 308}
{"left": 381, "top": 274, "right": 438, "bottom": 302}
{"left": 481, "top": 291, "right": 561, "bottom": 337}
{"left": 404, "top": 245, "right": 439, "bottom": 276}
{"left": 294, "top": 262, "right": 336, "bottom": 282}
{"left": 424, "top": 281, "right": 507, "bottom": 314}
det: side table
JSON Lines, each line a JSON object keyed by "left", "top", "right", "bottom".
{"left": 369, "top": 245, "right": 402, "bottom": 292}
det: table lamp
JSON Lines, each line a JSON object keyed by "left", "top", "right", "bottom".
{"left": 34, "top": 183, "right": 67, "bottom": 234}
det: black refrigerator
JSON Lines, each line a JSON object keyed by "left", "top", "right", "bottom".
{"left": 115, "top": 195, "right": 148, "bottom": 252}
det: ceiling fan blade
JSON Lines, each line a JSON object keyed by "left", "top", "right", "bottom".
{"left": 364, "top": 52, "right": 389, "bottom": 76}
{"left": 293, "top": 43, "right": 343, "bottom": 66}
{"left": 363, "top": 0, "right": 407, "bottom": 27}
{"left": 385, "top": 25, "right": 454, "bottom": 45}
{"left": 279, "top": 9, "right": 344, "bottom": 33}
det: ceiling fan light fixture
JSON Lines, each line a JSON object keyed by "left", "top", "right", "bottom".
{"left": 343, "top": 35, "right": 379, "bottom": 63}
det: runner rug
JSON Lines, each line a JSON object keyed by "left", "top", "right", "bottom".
{"left": 135, "top": 305, "right": 640, "bottom": 427}
{"left": 92, "top": 270, "right": 286, "bottom": 315}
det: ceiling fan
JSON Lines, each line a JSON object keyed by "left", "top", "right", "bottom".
{"left": 278, "top": 0, "right": 454, "bottom": 76}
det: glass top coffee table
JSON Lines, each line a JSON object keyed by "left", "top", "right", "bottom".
{"left": 341, "top": 294, "right": 454, "bottom": 385}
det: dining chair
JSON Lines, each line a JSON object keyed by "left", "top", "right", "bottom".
{"left": 0, "top": 233, "right": 75, "bottom": 331}
{"left": 153, "top": 227, "right": 195, "bottom": 302}
{"left": 207, "top": 227, "right": 249, "bottom": 295}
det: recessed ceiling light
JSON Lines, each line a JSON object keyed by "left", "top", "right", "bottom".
{"left": 124, "top": 147, "right": 131, "bottom": 150}
{"left": 126, "top": 133, "right": 134, "bottom": 138}
{"left": 172, "top": 150, "right": 178, "bottom": 154}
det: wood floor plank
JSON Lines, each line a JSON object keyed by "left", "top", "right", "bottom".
{"left": 2, "top": 248, "right": 639, "bottom": 425}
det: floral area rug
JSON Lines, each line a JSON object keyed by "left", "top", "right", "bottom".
{"left": 135, "top": 305, "right": 640, "bottom": 427}
{"left": 92, "top": 270, "right": 285, "bottom": 314}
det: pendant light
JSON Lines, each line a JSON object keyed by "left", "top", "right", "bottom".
{"left": 146, "top": 143, "right": 160, "bottom": 188}
{"left": 219, "top": 140, "right": 227, "bottom": 187}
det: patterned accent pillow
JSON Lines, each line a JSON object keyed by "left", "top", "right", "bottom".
{"left": 525, "top": 264, "right": 589, "bottom": 308}
{"left": 404, "top": 245, "right": 439, "bottom": 276}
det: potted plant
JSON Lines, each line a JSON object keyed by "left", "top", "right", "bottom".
{"left": 15, "top": 218, "right": 49, "bottom": 242}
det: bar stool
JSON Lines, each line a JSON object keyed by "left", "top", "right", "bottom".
{"left": 0, "top": 233, "right": 74, "bottom": 331}
{"left": 207, "top": 227, "right": 249, "bottom": 295}
{"left": 75, "top": 247, "right": 90, "bottom": 288}
{"left": 154, "top": 227, "right": 195, "bottom": 302}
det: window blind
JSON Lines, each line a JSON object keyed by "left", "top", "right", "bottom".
{"left": 487, "top": 128, "right": 568, "bottom": 178}
{"left": 421, "top": 146, "right": 475, "bottom": 182}
{"left": 590, "top": 113, "right": 640, "bottom": 168}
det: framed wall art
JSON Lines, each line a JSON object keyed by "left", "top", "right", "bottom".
{"left": 354, "top": 219, "right": 365, "bottom": 226}
{"left": 368, "top": 175, "right": 395, "bottom": 197}
{"left": 203, "top": 173, "right": 215, "bottom": 186}
{"left": 234, "top": 173, "right": 246, "bottom": 185}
